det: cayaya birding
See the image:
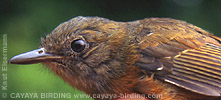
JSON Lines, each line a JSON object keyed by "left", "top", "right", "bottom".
{"left": 9, "top": 16, "right": 221, "bottom": 100}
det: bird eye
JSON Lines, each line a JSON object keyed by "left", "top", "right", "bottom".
{"left": 71, "top": 39, "right": 86, "bottom": 53}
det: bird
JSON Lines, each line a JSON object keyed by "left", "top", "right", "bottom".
{"left": 9, "top": 16, "right": 221, "bottom": 100}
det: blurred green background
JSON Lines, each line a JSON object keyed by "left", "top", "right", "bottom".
{"left": 0, "top": 0, "right": 221, "bottom": 100}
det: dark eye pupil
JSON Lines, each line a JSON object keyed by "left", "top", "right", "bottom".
{"left": 71, "top": 39, "right": 86, "bottom": 52}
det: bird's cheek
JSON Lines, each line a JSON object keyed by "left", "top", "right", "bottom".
{"left": 43, "top": 62, "right": 65, "bottom": 74}
{"left": 83, "top": 48, "right": 111, "bottom": 67}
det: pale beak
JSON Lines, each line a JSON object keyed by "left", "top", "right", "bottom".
{"left": 9, "top": 48, "right": 62, "bottom": 64}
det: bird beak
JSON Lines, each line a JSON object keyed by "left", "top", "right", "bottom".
{"left": 9, "top": 48, "right": 62, "bottom": 64}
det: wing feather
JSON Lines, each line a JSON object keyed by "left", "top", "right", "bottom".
{"left": 164, "top": 43, "right": 221, "bottom": 96}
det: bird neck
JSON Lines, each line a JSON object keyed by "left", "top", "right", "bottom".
{"left": 43, "top": 61, "right": 142, "bottom": 96}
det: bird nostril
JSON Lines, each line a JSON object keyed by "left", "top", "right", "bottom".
{"left": 38, "top": 50, "right": 43, "bottom": 54}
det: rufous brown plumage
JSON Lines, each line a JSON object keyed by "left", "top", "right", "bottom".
{"left": 9, "top": 16, "right": 221, "bottom": 100}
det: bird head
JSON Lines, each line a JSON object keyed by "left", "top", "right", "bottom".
{"left": 9, "top": 16, "right": 140, "bottom": 94}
